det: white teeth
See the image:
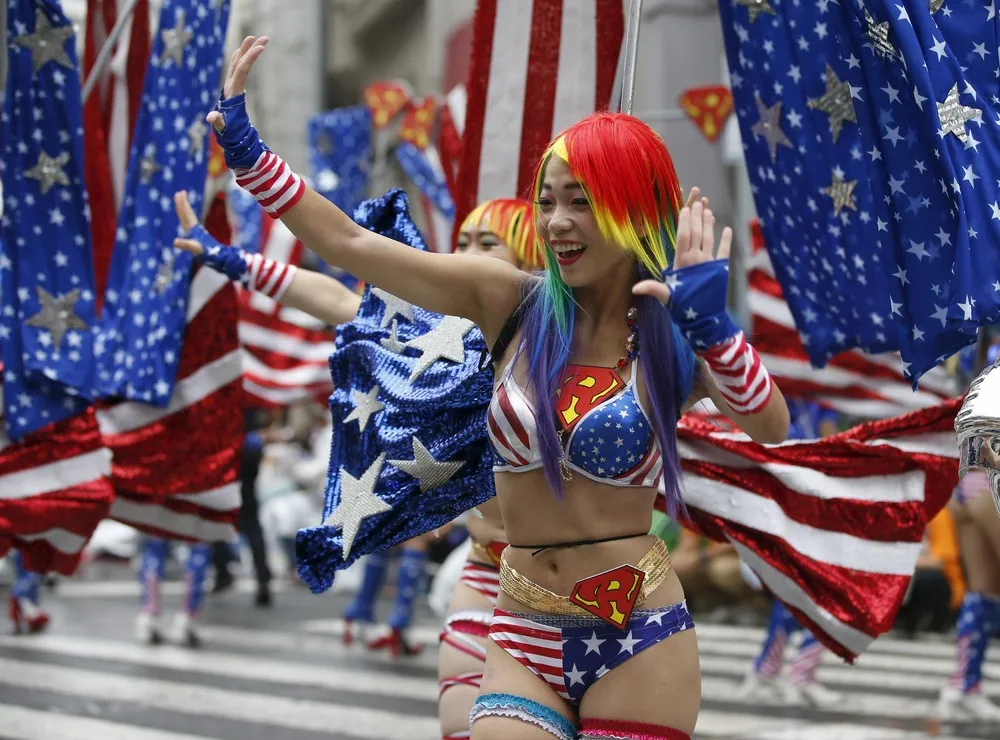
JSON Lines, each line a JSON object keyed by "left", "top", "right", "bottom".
{"left": 555, "top": 244, "right": 586, "bottom": 255}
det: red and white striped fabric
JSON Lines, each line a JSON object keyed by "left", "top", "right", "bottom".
{"left": 459, "top": 561, "right": 501, "bottom": 602}
{"left": 82, "top": 0, "right": 150, "bottom": 308}
{"left": 489, "top": 610, "right": 570, "bottom": 700}
{"left": 97, "top": 266, "right": 243, "bottom": 543}
{"left": 239, "top": 216, "right": 335, "bottom": 408}
{"left": 235, "top": 152, "right": 307, "bottom": 218}
{"left": 674, "top": 397, "right": 961, "bottom": 662}
{"left": 700, "top": 331, "right": 774, "bottom": 415}
{"left": 0, "top": 386, "right": 114, "bottom": 575}
{"left": 454, "top": 0, "right": 623, "bottom": 226}
{"left": 747, "top": 220, "right": 955, "bottom": 418}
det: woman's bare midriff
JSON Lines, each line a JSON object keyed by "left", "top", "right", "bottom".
{"left": 493, "top": 468, "right": 685, "bottom": 611}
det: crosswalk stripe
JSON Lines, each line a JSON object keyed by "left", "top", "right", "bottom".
{"left": 0, "top": 704, "right": 216, "bottom": 740}
{"left": 0, "top": 633, "right": 438, "bottom": 701}
{"left": 0, "top": 657, "right": 440, "bottom": 739}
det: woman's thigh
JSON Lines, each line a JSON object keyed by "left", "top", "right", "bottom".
{"left": 439, "top": 581, "right": 495, "bottom": 734}
{"left": 471, "top": 638, "right": 576, "bottom": 740}
{"left": 957, "top": 506, "right": 1000, "bottom": 596}
{"left": 578, "top": 626, "right": 701, "bottom": 735}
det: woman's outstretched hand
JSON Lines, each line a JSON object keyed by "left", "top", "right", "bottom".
{"left": 206, "top": 35, "right": 269, "bottom": 133}
{"left": 632, "top": 190, "right": 733, "bottom": 306}
{"left": 172, "top": 191, "right": 205, "bottom": 256}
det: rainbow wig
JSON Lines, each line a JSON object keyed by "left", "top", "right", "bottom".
{"left": 459, "top": 198, "right": 542, "bottom": 269}
{"left": 516, "top": 112, "right": 695, "bottom": 515}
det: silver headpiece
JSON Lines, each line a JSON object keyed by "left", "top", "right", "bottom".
{"left": 956, "top": 355, "right": 1000, "bottom": 515}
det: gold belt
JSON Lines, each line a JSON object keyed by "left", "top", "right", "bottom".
{"left": 499, "top": 538, "right": 672, "bottom": 617}
{"left": 470, "top": 539, "right": 506, "bottom": 568}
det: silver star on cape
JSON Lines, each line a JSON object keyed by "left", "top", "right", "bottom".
{"left": 343, "top": 385, "right": 385, "bottom": 431}
{"left": 404, "top": 315, "right": 475, "bottom": 381}
{"left": 160, "top": 10, "right": 193, "bottom": 67}
{"left": 139, "top": 145, "right": 162, "bottom": 184}
{"left": 372, "top": 288, "right": 414, "bottom": 328}
{"left": 323, "top": 453, "right": 392, "bottom": 559}
{"left": 821, "top": 171, "right": 858, "bottom": 215}
{"left": 389, "top": 438, "right": 465, "bottom": 493}
{"left": 864, "top": 9, "right": 901, "bottom": 61}
{"left": 930, "top": 0, "right": 945, "bottom": 12}
{"left": 154, "top": 256, "right": 175, "bottom": 295}
{"left": 12, "top": 9, "right": 75, "bottom": 74}
{"left": 733, "top": 0, "right": 776, "bottom": 23}
{"left": 380, "top": 320, "right": 406, "bottom": 353}
{"left": 25, "top": 287, "right": 88, "bottom": 349}
{"left": 751, "top": 96, "right": 793, "bottom": 162}
{"left": 188, "top": 120, "right": 209, "bottom": 158}
{"left": 24, "top": 150, "right": 70, "bottom": 194}
{"left": 807, "top": 65, "right": 857, "bottom": 143}
{"left": 937, "top": 84, "right": 980, "bottom": 143}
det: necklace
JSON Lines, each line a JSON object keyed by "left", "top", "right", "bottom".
{"left": 555, "top": 305, "right": 639, "bottom": 481}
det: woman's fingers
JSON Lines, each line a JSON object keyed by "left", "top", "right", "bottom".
{"left": 224, "top": 36, "right": 256, "bottom": 97}
{"left": 685, "top": 187, "right": 701, "bottom": 209}
{"left": 173, "top": 238, "right": 205, "bottom": 256}
{"left": 206, "top": 110, "right": 224, "bottom": 132}
{"left": 689, "top": 201, "right": 704, "bottom": 257}
{"left": 674, "top": 206, "right": 692, "bottom": 259}
{"left": 632, "top": 279, "right": 670, "bottom": 305}
{"left": 173, "top": 191, "right": 200, "bottom": 232}
{"left": 702, "top": 206, "right": 716, "bottom": 256}
{"left": 230, "top": 37, "right": 268, "bottom": 97}
{"left": 716, "top": 226, "right": 733, "bottom": 261}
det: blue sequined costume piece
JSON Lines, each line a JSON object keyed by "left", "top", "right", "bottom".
{"left": 295, "top": 190, "right": 495, "bottom": 593}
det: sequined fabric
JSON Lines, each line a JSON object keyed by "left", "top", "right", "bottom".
{"left": 296, "top": 190, "right": 495, "bottom": 593}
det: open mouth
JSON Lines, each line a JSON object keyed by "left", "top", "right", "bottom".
{"left": 552, "top": 243, "right": 587, "bottom": 266}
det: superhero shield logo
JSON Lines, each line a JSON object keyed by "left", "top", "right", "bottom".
{"left": 556, "top": 365, "right": 624, "bottom": 432}
{"left": 570, "top": 564, "right": 646, "bottom": 629}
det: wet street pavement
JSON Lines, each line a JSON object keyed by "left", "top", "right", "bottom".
{"left": 1, "top": 568, "right": 998, "bottom": 740}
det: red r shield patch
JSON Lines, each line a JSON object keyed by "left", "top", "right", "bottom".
{"left": 569, "top": 564, "right": 646, "bottom": 630}
{"left": 556, "top": 365, "right": 624, "bottom": 432}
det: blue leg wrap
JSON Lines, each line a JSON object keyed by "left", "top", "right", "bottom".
{"left": 12, "top": 551, "right": 40, "bottom": 605}
{"left": 184, "top": 543, "right": 212, "bottom": 617}
{"left": 470, "top": 693, "right": 576, "bottom": 740}
{"left": 388, "top": 548, "right": 426, "bottom": 630}
{"left": 343, "top": 553, "right": 388, "bottom": 622}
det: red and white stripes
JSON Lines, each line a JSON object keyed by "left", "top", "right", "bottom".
{"left": 674, "top": 397, "right": 961, "bottom": 661}
{"left": 489, "top": 610, "right": 570, "bottom": 701}
{"left": 455, "top": 0, "right": 622, "bottom": 226}
{"left": 244, "top": 252, "right": 298, "bottom": 301}
{"left": 699, "top": 331, "right": 774, "bottom": 415}
{"left": 459, "top": 561, "right": 502, "bottom": 603}
{"left": 235, "top": 152, "right": 306, "bottom": 218}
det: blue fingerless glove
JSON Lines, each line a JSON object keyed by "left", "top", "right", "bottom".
{"left": 185, "top": 224, "right": 250, "bottom": 283}
{"left": 212, "top": 92, "right": 270, "bottom": 170}
{"left": 661, "top": 259, "right": 740, "bottom": 350}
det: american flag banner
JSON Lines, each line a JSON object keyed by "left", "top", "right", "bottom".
{"left": 720, "top": 1, "right": 998, "bottom": 385}
{"left": 746, "top": 220, "right": 957, "bottom": 418}
{"left": 454, "top": 0, "right": 624, "bottom": 225}
{"left": 394, "top": 98, "right": 456, "bottom": 254}
{"left": 239, "top": 215, "right": 336, "bottom": 409}
{"left": 94, "top": 0, "right": 231, "bottom": 404}
{"left": 81, "top": 0, "right": 151, "bottom": 306}
{"left": 2, "top": 0, "right": 99, "bottom": 439}
{"left": 0, "top": 368, "right": 114, "bottom": 576}
{"left": 227, "top": 179, "right": 263, "bottom": 254}
{"left": 307, "top": 105, "right": 373, "bottom": 218}
{"left": 675, "top": 397, "right": 961, "bottom": 661}
{"left": 436, "top": 84, "right": 466, "bottom": 199}
{"left": 97, "top": 265, "right": 242, "bottom": 543}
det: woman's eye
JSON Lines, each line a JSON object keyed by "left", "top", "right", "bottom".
{"left": 572, "top": 198, "right": 590, "bottom": 207}
{"left": 537, "top": 199, "right": 553, "bottom": 208}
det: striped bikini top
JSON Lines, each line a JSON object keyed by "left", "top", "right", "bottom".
{"left": 487, "top": 361, "right": 662, "bottom": 488}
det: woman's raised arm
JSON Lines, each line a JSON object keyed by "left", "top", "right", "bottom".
{"left": 207, "top": 37, "right": 523, "bottom": 339}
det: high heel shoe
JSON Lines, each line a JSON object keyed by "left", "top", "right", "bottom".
{"left": 9, "top": 595, "right": 50, "bottom": 635}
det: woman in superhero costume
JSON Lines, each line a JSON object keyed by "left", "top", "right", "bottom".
{"left": 202, "top": 37, "right": 789, "bottom": 740}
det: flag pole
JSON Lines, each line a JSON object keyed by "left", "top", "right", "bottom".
{"left": 616, "top": 0, "right": 644, "bottom": 115}
{"left": 81, "top": 0, "right": 144, "bottom": 104}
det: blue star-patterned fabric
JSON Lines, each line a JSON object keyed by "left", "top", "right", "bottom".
{"left": 1, "top": 0, "right": 95, "bottom": 439}
{"left": 94, "top": 0, "right": 231, "bottom": 404}
{"left": 295, "top": 189, "right": 495, "bottom": 594}
{"left": 308, "top": 105, "right": 372, "bottom": 216}
{"left": 395, "top": 140, "right": 456, "bottom": 220}
{"left": 720, "top": 0, "right": 998, "bottom": 385}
